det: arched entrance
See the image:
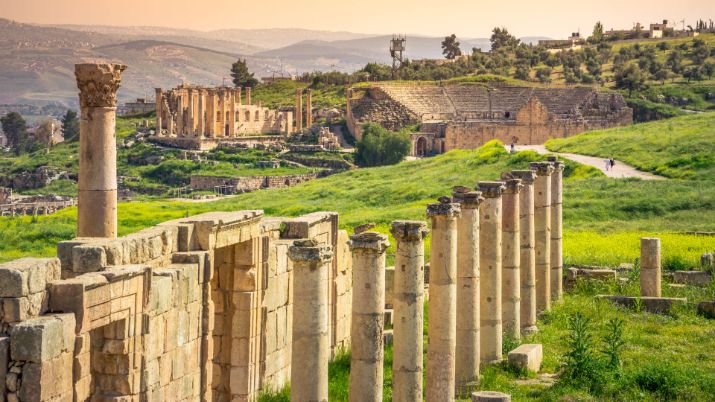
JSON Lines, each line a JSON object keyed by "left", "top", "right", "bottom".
{"left": 416, "top": 137, "right": 427, "bottom": 157}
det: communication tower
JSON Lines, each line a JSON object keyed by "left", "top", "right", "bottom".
{"left": 390, "top": 35, "right": 407, "bottom": 71}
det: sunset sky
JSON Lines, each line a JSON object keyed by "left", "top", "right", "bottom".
{"left": 3, "top": 0, "right": 715, "bottom": 38}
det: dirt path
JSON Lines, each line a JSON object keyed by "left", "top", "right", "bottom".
{"left": 512, "top": 145, "right": 665, "bottom": 180}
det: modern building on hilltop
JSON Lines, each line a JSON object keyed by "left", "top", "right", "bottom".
{"left": 347, "top": 83, "right": 632, "bottom": 156}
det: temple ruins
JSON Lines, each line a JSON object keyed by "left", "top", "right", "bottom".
{"left": 0, "top": 63, "right": 598, "bottom": 402}
{"left": 346, "top": 83, "right": 633, "bottom": 156}
{"left": 151, "top": 85, "right": 294, "bottom": 150}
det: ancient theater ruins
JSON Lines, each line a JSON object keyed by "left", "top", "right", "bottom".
{"left": 346, "top": 83, "right": 633, "bottom": 156}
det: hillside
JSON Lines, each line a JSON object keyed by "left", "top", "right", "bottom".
{"left": 546, "top": 112, "right": 715, "bottom": 179}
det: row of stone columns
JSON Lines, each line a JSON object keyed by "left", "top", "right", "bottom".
{"left": 284, "top": 161, "right": 564, "bottom": 401}
{"left": 295, "top": 89, "right": 312, "bottom": 132}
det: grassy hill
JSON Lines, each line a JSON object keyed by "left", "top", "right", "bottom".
{"left": 546, "top": 112, "right": 715, "bottom": 179}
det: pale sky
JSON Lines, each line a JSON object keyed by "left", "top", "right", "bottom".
{"left": 2, "top": 0, "right": 714, "bottom": 38}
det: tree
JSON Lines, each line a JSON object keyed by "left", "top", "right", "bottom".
{"left": 614, "top": 64, "right": 646, "bottom": 96}
{"left": 703, "top": 62, "right": 715, "bottom": 79}
{"left": 441, "top": 34, "right": 462, "bottom": 60}
{"left": 591, "top": 21, "right": 604, "bottom": 43}
{"left": 490, "top": 27, "right": 520, "bottom": 52}
{"left": 653, "top": 67, "right": 670, "bottom": 84}
{"left": 0, "top": 112, "right": 28, "bottom": 154}
{"left": 355, "top": 123, "right": 411, "bottom": 167}
{"left": 61, "top": 109, "right": 80, "bottom": 142}
{"left": 666, "top": 50, "right": 683, "bottom": 74}
{"left": 536, "top": 67, "right": 552, "bottom": 83}
{"left": 514, "top": 63, "right": 531, "bottom": 81}
{"left": 230, "top": 59, "right": 258, "bottom": 88}
{"left": 683, "top": 65, "right": 703, "bottom": 82}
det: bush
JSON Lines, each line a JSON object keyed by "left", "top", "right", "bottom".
{"left": 355, "top": 123, "right": 411, "bottom": 167}
{"left": 631, "top": 361, "right": 691, "bottom": 400}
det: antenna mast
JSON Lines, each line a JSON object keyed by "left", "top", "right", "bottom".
{"left": 390, "top": 35, "right": 407, "bottom": 76}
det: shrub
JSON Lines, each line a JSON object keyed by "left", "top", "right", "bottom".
{"left": 562, "top": 312, "right": 598, "bottom": 383}
{"left": 631, "top": 361, "right": 691, "bottom": 400}
{"left": 355, "top": 123, "right": 411, "bottom": 167}
{"left": 601, "top": 318, "right": 626, "bottom": 372}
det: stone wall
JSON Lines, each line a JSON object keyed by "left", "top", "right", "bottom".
{"left": 190, "top": 173, "right": 321, "bottom": 194}
{"left": 0, "top": 210, "right": 353, "bottom": 402}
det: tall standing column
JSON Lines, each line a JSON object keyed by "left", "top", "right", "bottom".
{"left": 75, "top": 63, "right": 125, "bottom": 238}
{"left": 245, "top": 86, "right": 252, "bottom": 105}
{"left": 289, "top": 239, "right": 333, "bottom": 402}
{"left": 452, "top": 187, "right": 484, "bottom": 392}
{"left": 390, "top": 221, "right": 428, "bottom": 402}
{"left": 154, "top": 88, "right": 162, "bottom": 135}
{"left": 206, "top": 90, "right": 215, "bottom": 138}
{"left": 425, "top": 198, "right": 460, "bottom": 402}
{"left": 197, "top": 90, "right": 205, "bottom": 137}
{"left": 229, "top": 89, "right": 237, "bottom": 137}
{"left": 501, "top": 177, "right": 522, "bottom": 341}
{"left": 237, "top": 87, "right": 242, "bottom": 105}
{"left": 530, "top": 162, "right": 554, "bottom": 314}
{"left": 188, "top": 89, "right": 196, "bottom": 136}
{"left": 511, "top": 170, "right": 538, "bottom": 335}
{"left": 295, "top": 89, "right": 303, "bottom": 132}
{"left": 221, "top": 90, "right": 228, "bottom": 137}
{"left": 306, "top": 89, "right": 313, "bottom": 128}
{"left": 349, "top": 232, "right": 389, "bottom": 402}
{"left": 640, "top": 238, "right": 661, "bottom": 297}
{"left": 548, "top": 157, "right": 564, "bottom": 303}
{"left": 477, "top": 182, "right": 505, "bottom": 364}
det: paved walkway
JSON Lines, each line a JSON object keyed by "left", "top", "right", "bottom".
{"left": 512, "top": 145, "right": 665, "bottom": 180}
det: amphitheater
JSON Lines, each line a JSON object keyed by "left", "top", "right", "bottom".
{"left": 346, "top": 83, "right": 633, "bottom": 156}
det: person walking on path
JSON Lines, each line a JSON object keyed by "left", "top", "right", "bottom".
{"left": 604, "top": 159, "right": 610, "bottom": 171}
{"left": 610, "top": 158, "right": 616, "bottom": 170}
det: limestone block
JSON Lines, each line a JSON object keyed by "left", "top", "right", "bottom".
{"left": 10, "top": 316, "right": 65, "bottom": 363}
{"left": 0, "top": 337, "right": 8, "bottom": 397}
{"left": 0, "top": 258, "right": 60, "bottom": 297}
{"left": 508, "top": 344, "right": 543, "bottom": 372}
{"left": 565, "top": 268, "right": 617, "bottom": 289}
{"left": 472, "top": 391, "right": 512, "bottom": 402}
{"left": 696, "top": 301, "right": 715, "bottom": 319}
{"left": 599, "top": 295, "right": 687, "bottom": 314}
{"left": 672, "top": 271, "right": 712, "bottom": 286}
{"left": 57, "top": 239, "right": 89, "bottom": 272}
{"left": 18, "top": 352, "right": 73, "bottom": 401}
{"left": 72, "top": 245, "right": 107, "bottom": 273}
{"left": 148, "top": 275, "right": 174, "bottom": 315}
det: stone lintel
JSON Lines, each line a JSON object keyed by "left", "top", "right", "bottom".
{"left": 349, "top": 232, "right": 390, "bottom": 253}
{"left": 529, "top": 162, "right": 555, "bottom": 176}
{"left": 288, "top": 238, "right": 333, "bottom": 262}
{"left": 510, "top": 170, "right": 537, "bottom": 185}
{"left": 477, "top": 181, "right": 506, "bottom": 198}
{"left": 503, "top": 178, "right": 523, "bottom": 194}
{"left": 452, "top": 186, "right": 484, "bottom": 208}
{"left": 75, "top": 63, "right": 126, "bottom": 108}
{"left": 389, "top": 220, "right": 428, "bottom": 242}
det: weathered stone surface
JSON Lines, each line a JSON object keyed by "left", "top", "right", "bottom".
{"left": 471, "top": 391, "right": 512, "bottom": 402}
{"left": 0, "top": 258, "right": 60, "bottom": 297}
{"left": 565, "top": 268, "right": 617, "bottom": 289}
{"left": 508, "top": 344, "right": 543, "bottom": 373}
{"left": 10, "top": 316, "right": 65, "bottom": 363}
{"left": 599, "top": 295, "right": 686, "bottom": 314}
{"left": 697, "top": 301, "right": 715, "bottom": 319}
{"left": 672, "top": 270, "right": 712, "bottom": 286}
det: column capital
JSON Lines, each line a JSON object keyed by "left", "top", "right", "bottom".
{"left": 349, "top": 232, "right": 390, "bottom": 253}
{"left": 502, "top": 178, "right": 523, "bottom": 194}
{"left": 549, "top": 159, "right": 565, "bottom": 172}
{"left": 427, "top": 196, "right": 461, "bottom": 218}
{"left": 451, "top": 186, "right": 484, "bottom": 209}
{"left": 288, "top": 239, "right": 333, "bottom": 262}
{"left": 477, "top": 181, "right": 506, "bottom": 198}
{"left": 75, "top": 63, "right": 126, "bottom": 108}
{"left": 529, "top": 162, "right": 555, "bottom": 176}
{"left": 510, "top": 170, "right": 536, "bottom": 185}
{"left": 390, "top": 220, "right": 428, "bottom": 242}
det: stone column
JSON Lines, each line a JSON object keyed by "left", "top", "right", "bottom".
{"left": 176, "top": 93, "right": 184, "bottom": 136}
{"left": 246, "top": 86, "right": 252, "bottom": 105}
{"left": 236, "top": 87, "right": 242, "bottom": 105}
{"left": 501, "top": 177, "right": 522, "bottom": 341}
{"left": 205, "top": 90, "right": 214, "bottom": 137}
{"left": 155, "top": 88, "right": 162, "bottom": 135}
{"left": 425, "top": 198, "right": 460, "bottom": 402}
{"left": 547, "top": 157, "right": 564, "bottom": 303}
{"left": 640, "top": 238, "right": 661, "bottom": 297}
{"left": 221, "top": 90, "right": 228, "bottom": 137}
{"left": 306, "top": 89, "right": 313, "bottom": 128}
{"left": 295, "top": 89, "right": 303, "bottom": 132}
{"left": 452, "top": 187, "right": 484, "bottom": 391}
{"left": 289, "top": 239, "right": 333, "bottom": 402}
{"left": 530, "top": 162, "right": 554, "bottom": 314}
{"left": 477, "top": 182, "right": 505, "bottom": 364}
{"left": 197, "top": 90, "right": 205, "bottom": 137}
{"left": 349, "top": 231, "right": 389, "bottom": 402}
{"left": 187, "top": 89, "right": 195, "bottom": 136}
{"left": 75, "top": 63, "right": 125, "bottom": 238}
{"left": 511, "top": 170, "right": 537, "bottom": 335}
{"left": 229, "top": 89, "right": 237, "bottom": 137}
{"left": 390, "top": 221, "right": 428, "bottom": 402}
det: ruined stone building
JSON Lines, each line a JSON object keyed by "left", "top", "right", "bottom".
{"left": 151, "top": 85, "right": 293, "bottom": 150}
{"left": 347, "top": 83, "right": 633, "bottom": 156}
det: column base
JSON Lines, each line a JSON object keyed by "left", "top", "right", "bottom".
{"left": 521, "top": 326, "right": 539, "bottom": 336}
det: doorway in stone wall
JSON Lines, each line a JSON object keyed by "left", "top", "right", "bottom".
{"left": 87, "top": 319, "right": 132, "bottom": 400}
{"left": 416, "top": 136, "right": 427, "bottom": 156}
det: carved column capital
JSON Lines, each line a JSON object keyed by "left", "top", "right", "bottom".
{"left": 349, "top": 232, "right": 390, "bottom": 253}
{"left": 390, "top": 220, "right": 428, "bottom": 242}
{"left": 477, "top": 181, "right": 506, "bottom": 198}
{"left": 451, "top": 186, "right": 484, "bottom": 209}
{"left": 530, "top": 161, "right": 555, "bottom": 176}
{"left": 75, "top": 63, "right": 126, "bottom": 108}
{"left": 510, "top": 170, "right": 537, "bottom": 185}
{"left": 288, "top": 238, "right": 333, "bottom": 262}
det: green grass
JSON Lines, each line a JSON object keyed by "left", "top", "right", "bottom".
{"left": 251, "top": 80, "right": 345, "bottom": 110}
{"left": 546, "top": 112, "right": 715, "bottom": 179}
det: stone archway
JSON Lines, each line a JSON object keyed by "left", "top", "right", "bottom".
{"left": 416, "top": 137, "right": 427, "bottom": 157}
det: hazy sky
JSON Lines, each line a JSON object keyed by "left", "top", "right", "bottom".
{"left": 3, "top": 0, "right": 714, "bottom": 38}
